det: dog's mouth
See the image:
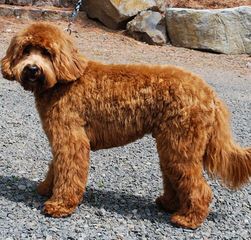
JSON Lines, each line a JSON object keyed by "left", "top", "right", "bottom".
{"left": 21, "top": 64, "right": 45, "bottom": 91}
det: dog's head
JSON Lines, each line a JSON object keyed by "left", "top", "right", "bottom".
{"left": 1, "top": 22, "right": 88, "bottom": 92}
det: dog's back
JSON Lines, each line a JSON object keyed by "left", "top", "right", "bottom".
{"left": 67, "top": 61, "right": 216, "bottom": 150}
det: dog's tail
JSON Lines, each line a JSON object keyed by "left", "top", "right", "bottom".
{"left": 203, "top": 99, "right": 251, "bottom": 189}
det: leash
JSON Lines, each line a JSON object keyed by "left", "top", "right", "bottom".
{"left": 66, "top": 0, "right": 83, "bottom": 35}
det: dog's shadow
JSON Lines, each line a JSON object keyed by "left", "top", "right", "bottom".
{"left": 0, "top": 175, "right": 171, "bottom": 224}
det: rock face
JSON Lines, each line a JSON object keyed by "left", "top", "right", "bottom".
{"left": 166, "top": 6, "right": 251, "bottom": 54}
{"left": 0, "top": 3, "right": 72, "bottom": 19}
{"left": 32, "top": 0, "right": 60, "bottom": 7}
{"left": 154, "top": 0, "right": 169, "bottom": 13}
{"left": 127, "top": 10, "right": 167, "bottom": 45}
{"left": 85, "top": 0, "right": 157, "bottom": 29}
{"left": 6, "top": 0, "right": 32, "bottom": 5}
{"left": 0, "top": 0, "right": 76, "bottom": 7}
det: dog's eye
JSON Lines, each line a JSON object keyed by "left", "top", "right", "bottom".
{"left": 41, "top": 49, "right": 51, "bottom": 58}
{"left": 23, "top": 45, "right": 31, "bottom": 55}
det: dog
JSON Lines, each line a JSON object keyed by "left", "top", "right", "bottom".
{"left": 1, "top": 22, "right": 250, "bottom": 229}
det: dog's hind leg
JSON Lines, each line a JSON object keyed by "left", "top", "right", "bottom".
{"left": 155, "top": 170, "right": 179, "bottom": 213}
{"left": 156, "top": 118, "right": 213, "bottom": 229}
{"left": 37, "top": 162, "right": 54, "bottom": 197}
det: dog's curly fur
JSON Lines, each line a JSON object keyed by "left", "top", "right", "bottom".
{"left": 1, "top": 22, "right": 250, "bottom": 229}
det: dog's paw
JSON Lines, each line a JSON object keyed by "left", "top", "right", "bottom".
{"left": 37, "top": 181, "right": 52, "bottom": 197}
{"left": 43, "top": 199, "right": 76, "bottom": 217}
{"left": 170, "top": 212, "right": 204, "bottom": 229}
{"left": 156, "top": 195, "right": 179, "bottom": 213}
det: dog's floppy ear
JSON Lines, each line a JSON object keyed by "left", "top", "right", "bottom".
{"left": 52, "top": 37, "right": 88, "bottom": 82}
{"left": 1, "top": 36, "right": 17, "bottom": 80}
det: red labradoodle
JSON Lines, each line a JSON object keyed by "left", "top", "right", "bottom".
{"left": 1, "top": 22, "right": 250, "bottom": 229}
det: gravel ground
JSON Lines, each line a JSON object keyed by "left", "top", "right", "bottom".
{"left": 0, "top": 16, "right": 250, "bottom": 239}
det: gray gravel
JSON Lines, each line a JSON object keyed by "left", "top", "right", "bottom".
{"left": 0, "top": 19, "right": 251, "bottom": 240}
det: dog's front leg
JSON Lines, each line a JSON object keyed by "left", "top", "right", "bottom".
{"left": 37, "top": 161, "right": 54, "bottom": 197}
{"left": 43, "top": 126, "right": 90, "bottom": 217}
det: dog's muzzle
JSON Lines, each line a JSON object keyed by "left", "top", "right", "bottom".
{"left": 21, "top": 64, "right": 44, "bottom": 85}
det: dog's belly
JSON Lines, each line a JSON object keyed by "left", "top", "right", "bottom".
{"left": 85, "top": 109, "right": 155, "bottom": 150}
{"left": 88, "top": 128, "right": 146, "bottom": 151}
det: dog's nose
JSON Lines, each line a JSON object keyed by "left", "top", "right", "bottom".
{"left": 25, "top": 64, "right": 39, "bottom": 75}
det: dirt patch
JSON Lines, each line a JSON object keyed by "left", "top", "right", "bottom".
{"left": 167, "top": 0, "right": 250, "bottom": 9}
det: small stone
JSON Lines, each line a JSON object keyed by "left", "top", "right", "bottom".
{"left": 240, "top": 230, "right": 249, "bottom": 239}
{"left": 18, "top": 184, "right": 26, "bottom": 190}
{"left": 132, "top": 209, "right": 138, "bottom": 214}
{"left": 248, "top": 196, "right": 251, "bottom": 205}
{"left": 45, "top": 235, "right": 53, "bottom": 240}
{"left": 96, "top": 208, "right": 106, "bottom": 216}
{"left": 244, "top": 219, "right": 249, "bottom": 224}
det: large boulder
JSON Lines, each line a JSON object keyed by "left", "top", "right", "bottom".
{"left": 85, "top": 0, "right": 157, "bottom": 29}
{"left": 127, "top": 10, "right": 168, "bottom": 45}
{"left": 154, "top": 0, "right": 169, "bottom": 13}
{"left": 166, "top": 6, "right": 251, "bottom": 54}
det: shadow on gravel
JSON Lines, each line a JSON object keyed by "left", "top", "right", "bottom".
{"left": 0, "top": 175, "right": 173, "bottom": 224}
{"left": 0, "top": 175, "right": 46, "bottom": 211}
{"left": 84, "top": 186, "right": 171, "bottom": 224}
{"left": 0, "top": 175, "right": 223, "bottom": 226}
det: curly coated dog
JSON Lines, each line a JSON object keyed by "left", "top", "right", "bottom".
{"left": 1, "top": 22, "right": 250, "bottom": 229}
